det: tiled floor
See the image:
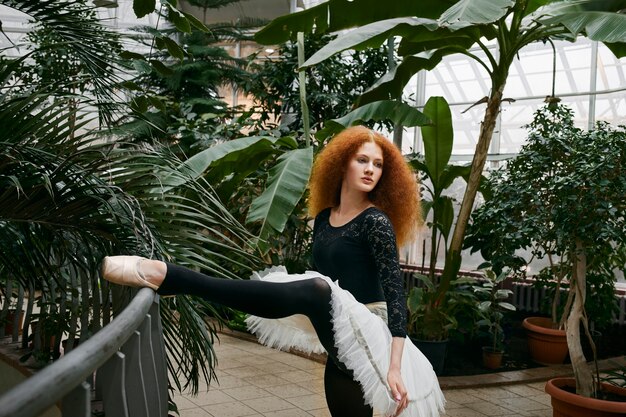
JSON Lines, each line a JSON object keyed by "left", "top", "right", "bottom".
{"left": 174, "top": 333, "right": 555, "bottom": 417}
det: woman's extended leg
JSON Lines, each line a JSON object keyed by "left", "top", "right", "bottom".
{"left": 102, "top": 258, "right": 340, "bottom": 362}
{"left": 158, "top": 263, "right": 330, "bottom": 320}
{"left": 102, "top": 257, "right": 370, "bottom": 415}
{"left": 324, "top": 359, "right": 374, "bottom": 417}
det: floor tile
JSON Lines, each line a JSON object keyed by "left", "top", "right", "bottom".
{"left": 223, "top": 366, "right": 267, "bottom": 379}
{"left": 284, "top": 393, "right": 327, "bottom": 411}
{"left": 236, "top": 354, "right": 280, "bottom": 366}
{"left": 443, "top": 390, "right": 482, "bottom": 404}
{"left": 519, "top": 409, "right": 553, "bottom": 417}
{"left": 242, "top": 396, "right": 295, "bottom": 413}
{"left": 243, "top": 374, "right": 291, "bottom": 388}
{"left": 202, "top": 401, "right": 258, "bottom": 417}
{"left": 443, "top": 400, "right": 463, "bottom": 409}
{"left": 466, "top": 400, "right": 517, "bottom": 416}
{"left": 262, "top": 408, "right": 314, "bottom": 417}
{"left": 254, "top": 361, "right": 299, "bottom": 373}
{"left": 443, "top": 407, "right": 488, "bottom": 416}
{"left": 275, "top": 369, "right": 319, "bottom": 383}
{"left": 295, "top": 377, "right": 326, "bottom": 395}
{"left": 264, "top": 383, "right": 314, "bottom": 398}
{"left": 172, "top": 395, "right": 202, "bottom": 410}
{"left": 186, "top": 389, "right": 235, "bottom": 406}
{"left": 498, "top": 397, "right": 549, "bottom": 412}
{"left": 472, "top": 387, "right": 520, "bottom": 401}
{"left": 503, "top": 384, "right": 545, "bottom": 397}
{"left": 215, "top": 358, "right": 246, "bottom": 370}
{"left": 179, "top": 408, "right": 212, "bottom": 417}
{"left": 527, "top": 394, "right": 552, "bottom": 407}
{"left": 212, "top": 374, "right": 248, "bottom": 389}
{"left": 222, "top": 385, "right": 271, "bottom": 401}
{"left": 306, "top": 408, "right": 332, "bottom": 417}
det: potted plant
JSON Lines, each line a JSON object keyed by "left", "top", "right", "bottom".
{"left": 466, "top": 102, "right": 626, "bottom": 413}
{"left": 405, "top": 96, "right": 482, "bottom": 373}
{"left": 407, "top": 274, "right": 478, "bottom": 374}
{"left": 472, "top": 269, "right": 516, "bottom": 369}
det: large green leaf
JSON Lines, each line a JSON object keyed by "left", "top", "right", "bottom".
{"left": 433, "top": 196, "right": 455, "bottom": 239}
{"left": 167, "top": 4, "right": 192, "bottom": 33}
{"left": 254, "top": 0, "right": 457, "bottom": 45}
{"left": 204, "top": 136, "right": 298, "bottom": 186}
{"left": 439, "top": 0, "right": 515, "bottom": 24}
{"left": 316, "top": 100, "right": 431, "bottom": 140}
{"left": 133, "top": 0, "right": 155, "bottom": 18}
{"left": 524, "top": 0, "right": 557, "bottom": 16}
{"left": 163, "top": 135, "right": 296, "bottom": 188}
{"left": 539, "top": 11, "right": 626, "bottom": 43}
{"left": 440, "top": 164, "right": 472, "bottom": 189}
{"left": 420, "top": 199, "right": 434, "bottom": 222}
{"left": 302, "top": 17, "right": 477, "bottom": 68}
{"left": 605, "top": 42, "right": 626, "bottom": 58}
{"left": 398, "top": 31, "right": 484, "bottom": 56}
{"left": 356, "top": 47, "right": 460, "bottom": 105}
{"left": 246, "top": 147, "right": 313, "bottom": 240}
{"left": 530, "top": 1, "right": 626, "bottom": 57}
{"left": 421, "top": 97, "right": 453, "bottom": 186}
{"left": 302, "top": 18, "right": 441, "bottom": 68}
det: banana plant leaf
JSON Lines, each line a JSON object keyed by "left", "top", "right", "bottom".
{"left": 316, "top": 100, "right": 430, "bottom": 140}
{"left": 421, "top": 96, "right": 453, "bottom": 186}
{"left": 302, "top": 17, "right": 479, "bottom": 69}
{"left": 254, "top": 0, "right": 455, "bottom": 44}
{"left": 246, "top": 147, "right": 313, "bottom": 243}
{"left": 162, "top": 135, "right": 297, "bottom": 189}
{"left": 438, "top": 0, "right": 514, "bottom": 24}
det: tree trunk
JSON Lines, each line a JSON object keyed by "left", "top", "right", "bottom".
{"left": 567, "top": 239, "right": 594, "bottom": 397}
{"left": 435, "top": 82, "right": 505, "bottom": 300}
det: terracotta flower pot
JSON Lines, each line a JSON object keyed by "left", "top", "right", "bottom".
{"left": 3, "top": 309, "right": 24, "bottom": 335}
{"left": 522, "top": 316, "right": 568, "bottom": 365}
{"left": 482, "top": 346, "right": 504, "bottom": 369}
{"left": 545, "top": 377, "right": 626, "bottom": 416}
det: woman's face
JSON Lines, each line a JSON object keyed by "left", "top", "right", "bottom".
{"left": 343, "top": 141, "right": 384, "bottom": 195}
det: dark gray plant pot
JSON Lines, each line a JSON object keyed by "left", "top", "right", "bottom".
{"left": 411, "top": 338, "right": 448, "bottom": 375}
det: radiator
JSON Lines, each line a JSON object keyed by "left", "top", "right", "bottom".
{"left": 511, "top": 282, "right": 626, "bottom": 325}
{"left": 401, "top": 266, "right": 626, "bottom": 325}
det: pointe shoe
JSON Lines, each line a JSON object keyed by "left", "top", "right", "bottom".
{"left": 101, "top": 256, "right": 159, "bottom": 291}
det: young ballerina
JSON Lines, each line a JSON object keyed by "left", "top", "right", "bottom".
{"left": 101, "top": 126, "right": 445, "bottom": 417}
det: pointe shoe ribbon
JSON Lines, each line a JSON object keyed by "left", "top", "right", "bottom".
{"left": 101, "top": 256, "right": 159, "bottom": 291}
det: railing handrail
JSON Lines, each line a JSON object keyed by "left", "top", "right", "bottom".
{"left": 0, "top": 287, "right": 157, "bottom": 417}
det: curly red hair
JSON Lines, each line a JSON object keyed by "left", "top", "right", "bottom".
{"left": 308, "top": 126, "right": 422, "bottom": 247}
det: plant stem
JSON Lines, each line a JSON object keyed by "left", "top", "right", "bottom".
{"left": 297, "top": 32, "right": 310, "bottom": 147}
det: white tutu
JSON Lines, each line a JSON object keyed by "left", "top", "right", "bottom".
{"left": 245, "top": 267, "right": 445, "bottom": 417}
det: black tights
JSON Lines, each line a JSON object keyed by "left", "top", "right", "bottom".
{"left": 158, "top": 263, "right": 373, "bottom": 417}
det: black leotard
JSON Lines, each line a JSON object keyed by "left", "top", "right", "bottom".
{"left": 312, "top": 207, "right": 407, "bottom": 338}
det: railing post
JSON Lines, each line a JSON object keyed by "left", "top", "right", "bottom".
{"left": 61, "top": 381, "right": 91, "bottom": 417}
{"left": 150, "top": 298, "right": 168, "bottom": 416}
{"left": 139, "top": 315, "right": 161, "bottom": 417}
{"left": 98, "top": 352, "right": 130, "bottom": 417}
{"left": 121, "top": 331, "right": 149, "bottom": 417}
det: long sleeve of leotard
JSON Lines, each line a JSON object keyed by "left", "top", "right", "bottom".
{"left": 363, "top": 211, "right": 407, "bottom": 338}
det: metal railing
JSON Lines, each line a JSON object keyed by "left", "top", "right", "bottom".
{"left": 0, "top": 288, "right": 167, "bottom": 417}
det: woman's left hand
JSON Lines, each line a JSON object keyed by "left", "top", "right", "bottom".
{"left": 388, "top": 367, "right": 408, "bottom": 416}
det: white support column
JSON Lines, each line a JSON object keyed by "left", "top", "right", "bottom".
{"left": 232, "top": 41, "right": 241, "bottom": 107}
{"left": 588, "top": 41, "right": 599, "bottom": 131}
{"left": 413, "top": 70, "right": 427, "bottom": 154}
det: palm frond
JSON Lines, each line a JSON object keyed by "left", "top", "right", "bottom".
{"left": 1, "top": 0, "right": 125, "bottom": 124}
